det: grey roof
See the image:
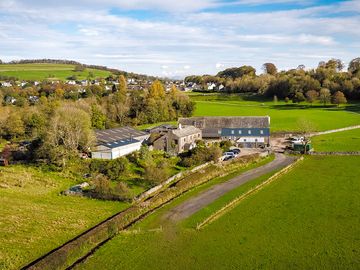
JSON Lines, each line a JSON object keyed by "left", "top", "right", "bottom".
{"left": 100, "top": 138, "right": 140, "bottom": 149}
{"left": 179, "top": 116, "right": 270, "bottom": 129}
{"left": 171, "top": 126, "right": 201, "bottom": 138}
{"left": 95, "top": 126, "right": 148, "bottom": 144}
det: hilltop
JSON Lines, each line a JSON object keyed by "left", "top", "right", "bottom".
{"left": 0, "top": 59, "right": 156, "bottom": 81}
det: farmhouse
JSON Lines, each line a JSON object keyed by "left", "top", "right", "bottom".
{"left": 179, "top": 116, "right": 270, "bottom": 148}
{"left": 91, "top": 126, "right": 149, "bottom": 159}
{"left": 153, "top": 125, "right": 202, "bottom": 155}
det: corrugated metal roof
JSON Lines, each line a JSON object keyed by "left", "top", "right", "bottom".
{"left": 95, "top": 126, "right": 148, "bottom": 143}
{"left": 100, "top": 138, "right": 140, "bottom": 149}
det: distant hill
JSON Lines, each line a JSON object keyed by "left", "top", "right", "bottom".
{"left": 0, "top": 59, "right": 156, "bottom": 81}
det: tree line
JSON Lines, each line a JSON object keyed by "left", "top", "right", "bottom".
{"left": 185, "top": 58, "right": 360, "bottom": 102}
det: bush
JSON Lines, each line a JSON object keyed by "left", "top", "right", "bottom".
{"left": 143, "top": 163, "right": 169, "bottom": 185}
{"left": 220, "top": 140, "right": 232, "bottom": 152}
{"left": 89, "top": 158, "right": 129, "bottom": 181}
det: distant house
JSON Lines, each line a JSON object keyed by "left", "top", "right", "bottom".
{"left": 179, "top": 116, "right": 270, "bottom": 148}
{"left": 5, "top": 96, "right": 16, "bottom": 104}
{"left": 67, "top": 80, "right": 76, "bottom": 85}
{"left": 1, "top": 82, "right": 12, "bottom": 87}
{"left": 207, "top": 83, "right": 216, "bottom": 91}
{"left": 153, "top": 125, "right": 202, "bottom": 154}
{"left": 91, "top": 126, "right": 150, "bottom": 159}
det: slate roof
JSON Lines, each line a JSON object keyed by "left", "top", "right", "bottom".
{"left": 171, "top": 126, "right": 201, "bottom": 138}
{"left": 95, "top": 126, "right": 148, "bottom": 144}
{"left": 179, "top": 116, "right": 270, "bottom": 129}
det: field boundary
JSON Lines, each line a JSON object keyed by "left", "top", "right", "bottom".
{"left": 309, "top": 125, "right": 360, "bottom": 137}
{"left": 309, "top": 151, "right": 360, "bottom": 156}
{"left": 196, "top": 156, "right": 303, "bottom": 230}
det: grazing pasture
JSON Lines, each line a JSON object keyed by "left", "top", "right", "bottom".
{"left": 77, "top": 156, "right": 360, "bottom": 270}
{"left": 0, "top": 63, "right": 112, "bottom": 80}
{"left": 191, "top": 93, "right": 360, "bottom": 132}
{"left": 0, "top": 165, "right": 128, "bottom": 270}
{"left": 312, "top": 128, "right": 360, "bottom": 152}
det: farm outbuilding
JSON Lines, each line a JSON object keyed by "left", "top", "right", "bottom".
{"left": 91, "top": 126, "right": 149, "bottom": 159}
{"left": 179, "top": 116, "right": 270, "bottom": 148}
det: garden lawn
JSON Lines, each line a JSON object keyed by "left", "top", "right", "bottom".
{"left": 312, "top": 128, "right": 360, "bottom": 152}
{"left": 0, "top": 63, "right": 111, "bottom": 80}
{"left": 0, "top": 165, "right": 128, "bottom": 270}
{"left": 77, "top": 156, "right": 360, "bottom": 270}
{"left": 190, "top": 94, "right": 360, "bottom": 132}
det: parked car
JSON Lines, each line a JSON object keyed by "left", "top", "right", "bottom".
{"left": 223, "top": 152, "right": 236, "bottom": 157}
{"left": 230, "top": 148, "right": 241, "bottom": 155}
{"left": 223, "top": 155, "right": 234, "bottom": 161}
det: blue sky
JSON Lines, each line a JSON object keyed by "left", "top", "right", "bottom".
{"left": 0, "top": 0, "right": 359, "bottom": 77}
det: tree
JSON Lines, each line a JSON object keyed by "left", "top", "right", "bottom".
{"left": 262, "top": 63, "right": 277, "bottom": 75}
{"left": 42, "top": 105, "right": 95, "bottom": 165}
{"left": 305, "top": 90, "right": 319, "bottom": 104}
{"left": 331, "top": 91, "right": 347, "bottom": 106}
{"left": 348, "top": 57, "right": 360, "bottom": 75}
{"left": 4, "top": 112, "right": 25, "bottom": 139}
{"left": 319, "top": 88, "right": 331, "bottom": 105}
{"left": 292, "top": 91, "right": 305, "bottom": 103}
{"left": 91, "top": 104, "right": 106, "bottom": 129}
{"left": 148, "top": 80, "right": 165, "bottom": 99}
{"left": 118, "top": 75, "right": 127, "bottom": 98}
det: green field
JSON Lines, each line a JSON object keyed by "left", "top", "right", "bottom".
{"left": 190, "top": 93, "right": 360, "bottom": 132}
{"left": 0, "top": 63, "right": 112, "bottom": 81}
{"left": 77, "top": 156, "right": 360, "bottom": 270}
{"left": 312, "top": 128, "right": 360, "bottom": 152}
{"left": 0, "top": 165, "right": 128, "bottom": 270}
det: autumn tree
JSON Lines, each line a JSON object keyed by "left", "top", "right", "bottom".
{"left": 262, "top": 63, "right": 277, "bottom": 75}
{"left": 118, "top": 75, "right": 127, "bottom": 99}
{"left": 305, "top": 90, "right": 319, "bottom": 104}
{"left": 331, "top": 91, "right": 347, "bottom": 106}
{"left": 148, "top": 80, "right": 165, "bottom": 99}
{"left": 319, "top": 88, "right": 331, "bottom": 105}
{"left": 4, "top": 112, "right": 25, "bottom": 139}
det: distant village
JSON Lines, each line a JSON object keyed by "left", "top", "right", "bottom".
{"left": 0, "top": 77, "right": 225, "bottom": 105}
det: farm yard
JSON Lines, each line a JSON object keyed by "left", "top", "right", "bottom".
{"left": 0, "top": 63, "right": 112, "bottom": 81}
{"left": 312, "top": 128, "right": 360, "bottom": 152}
{"left": 0, "top": 165, "right": 128, "bottom": 270}
{"left": 76, "top": 155, "right": 360, "bottom": 270}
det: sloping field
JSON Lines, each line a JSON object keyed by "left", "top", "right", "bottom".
{"left": 77, "top": 156, "right": 360, "bottom": 270}
{"left": 0, "top": 165, "right": 128, "bottom": 270}
{"left": 0, "top": 63, "right": 111, "bottom": 80}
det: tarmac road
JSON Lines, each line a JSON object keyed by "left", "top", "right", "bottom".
{"left": 163, "top": 153, "right": 296, "bottom": 222}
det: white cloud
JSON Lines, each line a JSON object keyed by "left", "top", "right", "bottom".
{"left": 216, "top": 63, "right": 225, "bottom": 69}
{"left": 0, "top": 0, "right": 359, "bottom": 77}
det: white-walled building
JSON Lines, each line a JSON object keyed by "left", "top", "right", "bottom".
{"left": 91, "top": 126, "right": 149, "bottom": 159}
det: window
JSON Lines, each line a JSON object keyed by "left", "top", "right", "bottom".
{"left": 255, "top": 138, "right": 258, "bottom": 142}
{"left": 231, "top": 130, "right": 234, "bottom": 134}
{"left": 248, "top": 130, "right": 251, "bottom": 135}
{"left": 244, "top": 139, "right": 247, "bottom": 142}
{"left": 218, "top": 130, "right": 221, "bottom": 135}
{"left": 238, "top": 130, "right": 242, "bottom": 134}
{"left": 260, "top": 130, "right": 264, "bottom": 135}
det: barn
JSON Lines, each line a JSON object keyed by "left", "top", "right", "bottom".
{"left": 91, "top": 127, "right": 149, "bottom": 159}
{"left": 178, "top": 116, "right": 270, "bottom": 148}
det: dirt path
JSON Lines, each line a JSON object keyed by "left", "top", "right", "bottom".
{"left": 163, "top": 153, "right": 296, "bottom": 222}
{"left": 309, "top": 125, "right": 360, "bottom": 137}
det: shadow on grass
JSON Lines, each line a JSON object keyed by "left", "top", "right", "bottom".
{"left": 345, "top": 104, "right": 360, "bottom": 114}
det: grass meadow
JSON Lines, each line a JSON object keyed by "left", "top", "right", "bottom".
{"left": 190, "top": 93, "right": 360, "bottom": 132}
{"left": 0, "top": 63, "right": 112, "bottom": 81}
{"left": 77, "top": 156, "right": 360, "bottom": 270}
{"left": 0, "top": 165, "right": 128, "bottom": 270}
{"left": 312, "top": 128, "right": 360, "bottom": 152}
